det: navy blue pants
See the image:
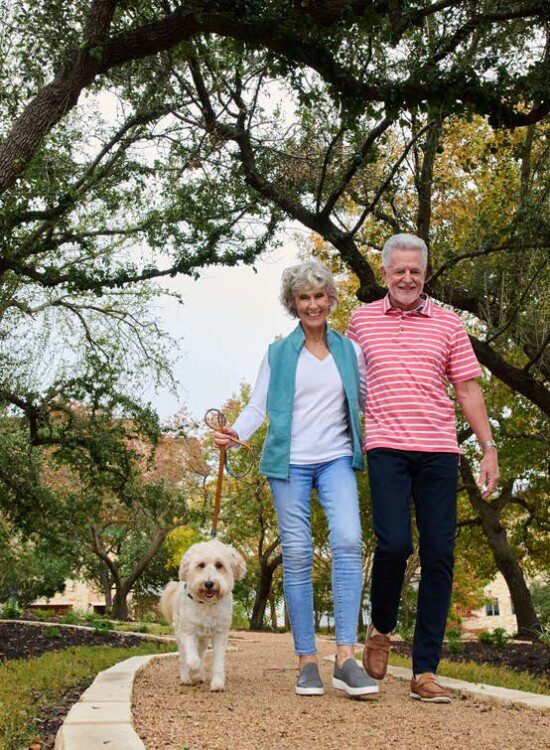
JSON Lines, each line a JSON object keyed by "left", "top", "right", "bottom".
{"left": 367, "top": 448, "right": 459, "bottom": 675}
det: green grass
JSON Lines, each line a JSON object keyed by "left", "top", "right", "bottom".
{"left": 386, "top": 652, "right": 549, "bottom": 695}
{"left": 113, "top": 621, "right": 172, "bottom": 636}
{"left": 0, "top": 642, "right": 176, "bottom": 750}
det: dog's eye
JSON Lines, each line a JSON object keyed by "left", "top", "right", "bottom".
{"left": 198, "top": 562, "right": 206, "bottom": 569}
{"left": 215, "top": 562, "right": 224, "bottom": 570}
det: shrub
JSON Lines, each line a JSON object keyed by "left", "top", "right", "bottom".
{"left": 397, "top": 623, "right": 415, "bottom": 644}
{"left": 1, "top": 597, "right": 22, "bottom": 619}
{"left": 61, "top": 610, "right": 79, "bottom": 625}
{"left": 142, "top": 611, "right": 156, "bottom": 623}
{"left": 44, "top": 626, "right": 61, "bottom": 638}
{"left": 84, "top": 611, "right": 101, "bottom": 623}
{"left": 492, "top": 627, "right": 510, "bottom": 648}
{"left": 539, "top": 626, "right": 550, "bottom": 647}
{"left": 446, "top": 627, "right": 465, "bottom": 654}
{"left": 478, "top": 629, "right": 494, "bottom": 645}
{"left": 29, "top": 609, "right": 50, "bottom": 622}
{"left": 477, "top": 628, "right": 510, "bottom": 648}
{"left": 136, "top": 625, "right": 149, "bottom": 633}
{"left": 92, "top": 620, "right": 114, "bottom": 634}
{"left": 446, "top": 627, "right": 462, "bottom": 640}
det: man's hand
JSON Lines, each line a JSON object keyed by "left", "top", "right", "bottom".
{"left": 478, "top": 449, "right": 499, "bottom": 500}
{"left": 212, "top": 424, "right": 239, "bottom": 448}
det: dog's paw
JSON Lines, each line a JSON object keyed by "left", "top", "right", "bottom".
{"left": 187, "top": 657, "right": 202, "bottom": 674}
{"left": 210, "top": 679, "right": 225, "bottom": 692}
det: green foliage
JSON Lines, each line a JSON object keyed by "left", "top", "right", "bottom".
{"left": 83, "top": 611, "right": 102, "bottom": 624}
{"left": 43, "top": 626, "right": 61, "bottom": 638}
{"left": 0, "top": 642, "right": 175, "bottom": 750}
{"left": 491, "top": 628, "right": 511, "bottom": 649}
{"left": 231, "top": 602, "right": 251, "bottom": 630}
{"left": 477, "top": 629, "right": 492, "bottom": 645}
{"left": 29, "top": 609, "right": 51, "bottom": 622}
{"left": 61, "top": 610, "right": 80, "bottom": 625}
{"left": 1, "top": 597, "right": 22, "bottom": 619}
{"left": 446, "top": 627, "right": 465, "bottom": 654}
{"left": 92, "top": 619, "right": 114, "bottom": 634}
{"left": 478, "top": 628, "right": 510, "bottom": 648}
{"left": 539, "top": 626, "right": 550, "bottom": 647}
{"left": 530, "top": 578, "right": 550, "bottom": 627}
{"left": 397, "top": 623, "right": 415, "bottom": 645}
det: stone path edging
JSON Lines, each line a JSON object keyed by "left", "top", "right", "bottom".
{"left": 54, "top": 652, "right": 177, "bottom": 749}
{"left": 323, "top": 656, "right": 550, "bottom": 711}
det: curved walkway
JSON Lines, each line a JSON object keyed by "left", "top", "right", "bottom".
{"left": 133, "top": 631, "right": 550, "bottom": 750}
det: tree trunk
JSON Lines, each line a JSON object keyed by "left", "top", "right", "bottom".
{"left": 269, "top": 593, "right": 278, "bottom": 631}
{"left": 110, "top": 587, "right": 129, "bottom": 621}
{"left": 250, "top": 562, "right": 276, "bottom": 630}
{"left": 460, "top": 461, "right": 542, "bottom": 640}
{"left": 98, "top": 563, "right": 113, "bottom": 609}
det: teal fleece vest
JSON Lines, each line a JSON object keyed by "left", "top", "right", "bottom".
{"left": 259, "top": 324, "right": 364, "bottom": 479}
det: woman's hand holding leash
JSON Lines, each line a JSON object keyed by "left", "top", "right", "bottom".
{"left": 204, "top": 409, "right": 254, "bottom": 538}
{"left": 212, "top": 424, "right": 239, "bottom": 448}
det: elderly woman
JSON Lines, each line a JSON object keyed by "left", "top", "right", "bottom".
{"left": 213, "top": 260, "right": 378, "bottom": 697}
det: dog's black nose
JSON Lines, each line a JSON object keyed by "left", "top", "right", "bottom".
{"left": 204, "top": 580, "right": 214, "bottom": 589}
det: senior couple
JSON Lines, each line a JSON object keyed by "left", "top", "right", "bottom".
{"left": 213, "top": 233, "right": 499, "bottom": 703}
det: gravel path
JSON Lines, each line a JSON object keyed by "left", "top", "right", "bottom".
{"left": 133, "top": 631, "right": 550, "bottom": 750}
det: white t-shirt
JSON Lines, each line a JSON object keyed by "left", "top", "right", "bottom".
{"left": 232, "top": 341, "right": 366, "bottom": 465}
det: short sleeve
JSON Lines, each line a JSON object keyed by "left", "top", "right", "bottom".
{"left": 446, "top": 322, "right": 483, "bottom": 383}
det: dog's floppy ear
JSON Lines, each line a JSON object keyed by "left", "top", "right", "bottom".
{"left": 179, "top": 548, "right": 193, "bottom": 581}
{"left": 228, "top": 546, "right": 246, "bottom": 581}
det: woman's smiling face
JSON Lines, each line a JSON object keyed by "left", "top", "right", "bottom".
{"left": 293, "top": 286, "right": 330, "bottom": 332}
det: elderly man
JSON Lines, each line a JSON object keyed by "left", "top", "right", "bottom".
{"left": 347, "top": 233, "right": 499, "bottom": 703}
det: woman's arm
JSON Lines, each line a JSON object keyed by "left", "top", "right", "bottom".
{"left": 213, "top": 353, "right": 270, "bottom": 447}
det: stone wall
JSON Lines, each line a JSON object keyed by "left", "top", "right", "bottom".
{"left": 461, "top": 573, "right": 517, "bottom": 635}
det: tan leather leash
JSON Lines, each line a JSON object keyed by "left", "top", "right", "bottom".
{"left": 204, "top": 408, "right": 254, "bottom": 538}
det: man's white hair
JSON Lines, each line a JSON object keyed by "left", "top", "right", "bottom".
{"left": 381, "top": 234, "right": 428, "bottom": 270}
{"left": 280, "top": 260, "right": 338, "bottom": 317}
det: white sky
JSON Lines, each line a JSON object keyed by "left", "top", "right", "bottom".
{"left": 150, "top": 236, "right": 301, "bottom": 422}
{"left": 92, "top": 92, "right": 304, "bottom": 424}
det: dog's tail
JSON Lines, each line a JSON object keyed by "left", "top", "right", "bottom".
{"left": 159, "top": 580, "right": 179, "bottom": 625}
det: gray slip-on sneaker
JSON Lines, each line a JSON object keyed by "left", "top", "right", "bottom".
{"left": 296, "top": 662, "right": 325, "bottom": 696}
{"left": 333, "top": 658, "right": 380, "bottom": 696}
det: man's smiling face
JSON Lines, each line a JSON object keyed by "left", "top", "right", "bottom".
{"left": 381, "top": 247, "right": 426, "bottom": 311}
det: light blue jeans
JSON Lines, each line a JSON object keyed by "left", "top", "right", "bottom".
{"left": 268, "top": 456, "right": 363, "bottom": 655}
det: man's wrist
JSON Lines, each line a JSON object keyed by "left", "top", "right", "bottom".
{"left": 481, "top": 439, "right": 497, "bottom": 453}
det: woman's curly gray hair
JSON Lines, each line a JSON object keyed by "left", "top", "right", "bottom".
{"left": 280, "top": 260, "right": 338, "bottom": 318}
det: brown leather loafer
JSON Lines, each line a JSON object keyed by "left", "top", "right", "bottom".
{"left": 410, "top": 673, "right": 451, "bottom": 703}
{"left": 362, "top": 624, "right": 391, "bottom": 680}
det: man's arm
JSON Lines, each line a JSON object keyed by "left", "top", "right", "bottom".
{"left": 453, "top": 378, "right": 499, "bottom": 500}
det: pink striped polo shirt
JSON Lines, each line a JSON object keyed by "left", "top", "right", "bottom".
{"left": 347, "top": 294, "right": 483, "bottom": 453}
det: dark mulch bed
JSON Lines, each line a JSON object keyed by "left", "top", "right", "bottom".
{"left": 31, "top": 682, "right": 90, "bottom": 750}
{"left": 393, "top": 640, "right": 550, "bottom": 681}
{"left": 1, "top": 621, "right": 162, "bottom": 749}
{"left": 0, "top": 620, "right": 149, "bottom": 662}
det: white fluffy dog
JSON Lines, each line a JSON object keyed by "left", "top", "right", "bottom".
{"left": 160, "top": 539, "right": 246, "bottom": 692}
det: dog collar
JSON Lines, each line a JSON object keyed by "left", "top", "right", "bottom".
{"left": 183, "top": 583, "right": 203, "bottom": 604}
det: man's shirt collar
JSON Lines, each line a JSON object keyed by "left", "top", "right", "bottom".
{"left": 382, "top": 292, "right": 432, "bottom": 317}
